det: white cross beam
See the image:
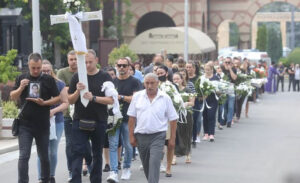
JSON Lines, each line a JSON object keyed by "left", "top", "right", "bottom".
{"left": 50, "top": 10, "right": 102, "bottom": 107}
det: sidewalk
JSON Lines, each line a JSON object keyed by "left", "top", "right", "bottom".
{"left": 0, "top": 137, "right": 18, "bottom": 155}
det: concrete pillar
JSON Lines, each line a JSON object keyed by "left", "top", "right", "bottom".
{"left": 280, "top": 20, "right": 287, "bottom": 48}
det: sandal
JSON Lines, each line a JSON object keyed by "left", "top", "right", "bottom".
{"left": 172, "top": 156, "right": 176, "bottom": 165}
{"left": 185, "top": 155, "right": 191, "bottom": 164}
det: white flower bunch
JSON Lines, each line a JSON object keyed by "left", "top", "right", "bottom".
{"left": 211, "top": 80, "right": 233, "bottom": 94}
{"left": 236, "top": 82, "right": 254, "bottom": 97}
{"left": 63, "top": 0, "right": 84, "bottom": 13}
{"left": 180, "top": 92, "right": 197, "bottom": 102}
{"left": 159, "top": 81, "right": 185, "bottom": 114}
{"left": 251, "top": 78, "right": 267, "bottom": 88}
{"left": 196, "top": 76, "right": 216, "bottom": 97}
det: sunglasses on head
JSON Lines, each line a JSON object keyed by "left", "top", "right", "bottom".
{"left": 117, "top": 64, "right": 128, "bottom": 68}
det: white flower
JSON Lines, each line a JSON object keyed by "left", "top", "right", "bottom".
{"left": 174, "top": 95, "right": 181, "bottom": 104}
{"left": 71, "top": 0, "right": 75, "bottom": 2}
{"left": 75, "top": 0, "right": 81, "bottom": 6}
{"left": 63, "top": 0, "right": 68, "bottom": 4}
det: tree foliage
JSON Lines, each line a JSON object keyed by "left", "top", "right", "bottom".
{"left": 267, "top": 27, "right": 282, "bottom": 62}
{"left": 229, "top": 22, "right": 239, "bottom": 47}
{"left": 0, "top": 49, "right": 20, "bottom": 84}
{"left": 108, "top": 44, "right": 138, "bottom": 66}
{"left": 286, "top": 48, "right": 300, "bottom": 65}
{"left": 256, "top": 25, "right": 267, "bottom": 51}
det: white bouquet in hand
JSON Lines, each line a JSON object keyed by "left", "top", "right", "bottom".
{"left": 159, "top": 81, "right": 187, "bottom": 123}
{"left": 211, "top": 80, "right": 232, "bottom": 95}
{"left": 235, "top": 82, "right": 254, "bottom": 97}
{"left": 195, "top": 76, "right": 216, "bottom": 98}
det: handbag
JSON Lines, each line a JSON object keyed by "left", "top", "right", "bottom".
{"left": 12, "top": 101, "right": 28, "bottom": 136}
{"left": 79, "top": 119, "right": 96, "bottom": 131}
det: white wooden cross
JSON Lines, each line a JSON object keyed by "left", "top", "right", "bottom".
{"left": 50, "top": 10, "right": 102, "bottom": 107}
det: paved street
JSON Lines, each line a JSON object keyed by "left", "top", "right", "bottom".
{"left": 1, "top": 92, "right": 300, "bottom": 183}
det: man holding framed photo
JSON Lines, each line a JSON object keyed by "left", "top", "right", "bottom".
{"left": 10, "top": 53, "right": 60, "bottom": 183}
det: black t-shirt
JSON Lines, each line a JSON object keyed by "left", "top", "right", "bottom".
{"left": 68, "top": 70, "right": 112, "bottom": 122}
{"left": 113, "top": 76, "right": 142, "bottom": 121}
{"left": 13, "top": 73, "right": 59, "bottom": 130}
{"left": 288, "top": 66, "right": 295, "bottom": 78}
{"left": 221, "top": 66, "right": 237, "bottom": 83}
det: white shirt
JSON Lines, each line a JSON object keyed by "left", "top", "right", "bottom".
{"left": 295, "top": 68, "right": 300, "bottom": 80}
{"left": 127, "top": 89, "right": 179, "bottom": 134}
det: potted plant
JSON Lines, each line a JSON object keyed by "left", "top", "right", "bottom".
{"left": 1, "top": 101, "right": 18, "bottom": 138}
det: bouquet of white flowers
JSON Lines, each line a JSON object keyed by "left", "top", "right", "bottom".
{"left": 63, "top": 0, "right": 85, "bottom": 14}
{"left": 195, "top": 76, "right": 216, "bottom": 98}
{"left": 235, "top": 82, "right": 254, "bottom": 98}
{"left": 236, "top": 73, "right": 254, "bottom": 85}
{"left": 211, "top": 80, "right": 233, "bottom": 95}
{"left": 180, "top": 92, "right": 197, "bottom": 103}
{"left": 159, "top": 81, "right": 187, "bottom": 123}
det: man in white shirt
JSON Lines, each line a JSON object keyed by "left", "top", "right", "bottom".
{"left": 127, "top": 73, "right": 178, "bottom": 183}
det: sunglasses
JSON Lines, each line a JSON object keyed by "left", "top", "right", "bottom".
{"left": 225, "top": 62, "right": 231, "bottom": 64}
{"left": 117, "top": 64, "right": 128, "bottom": 68}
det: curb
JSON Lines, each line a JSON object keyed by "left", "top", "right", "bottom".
{"left": 0, "top": 144, "right": 19, "bottom": 155}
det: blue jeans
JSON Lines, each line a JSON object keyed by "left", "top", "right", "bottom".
{"left": 192, "top": 100, "right": 201, "bottom": 142}
{"left": 64, "top": 117, "right": 73, "bottom": 174}
{"left": 71, "top": 120, "right": 106, "bottom": 183}
{"left": 18, "top": 125, "right": 50, "bottom": 183}
{"left": 108, "top": 121, "right": 133, "bottom": 173}
{"left": 37, "top": 122, "right": 64, "bottom": 179}
{"left": 224, "top": 95, "right": 235, "bottom": 124}
{"left": 218, "top": 104, "right": 225, "bottom": 125}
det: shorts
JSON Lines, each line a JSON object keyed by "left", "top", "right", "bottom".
{"left": 104, "top": 132, "right": 123, "bottom": 148}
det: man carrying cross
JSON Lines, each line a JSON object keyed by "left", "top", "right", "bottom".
{"left": 68, "top": 49, "right": 114, "bottom": 183}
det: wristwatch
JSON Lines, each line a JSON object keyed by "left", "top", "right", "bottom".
{"left": 120, "top": 95, "right": 124, "bottom": 102}
{"left": 92, "top": 96, "right": 96, "bottom": 102}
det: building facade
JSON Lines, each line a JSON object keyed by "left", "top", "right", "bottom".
{"left": 123, "top": 0, "right": 300, "bottom": 50}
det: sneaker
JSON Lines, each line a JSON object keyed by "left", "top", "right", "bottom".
{"left": 103, "top": 164, "right": 110, "bottom": 172}
{"left": 107, "top": 171, "right": 119, "bottom": 183}
{"left": 135, "top": 149, "right": 139, "bottom": 155}
{"left": 139, "top": 164, "right": 144, "bottom": 171}
{"left": 121, "top": 168, "right": 131, "bottom": 180}
{"left": 67, "top": 172, "right": 72, "bottom": 182}
{"left": 195, "top": 136, "right": 201, "bottom": 143}
{"left": 160, "top": 164, "right": 166, "bottom": 173}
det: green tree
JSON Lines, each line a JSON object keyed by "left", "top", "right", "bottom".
{"left": 267, "top": 27, "right": 282, "bottom": 62}
{"left": 256, "top": 25, "right": 267, "bottom": 51}
{"left": 108, "top": 44, "right": 138, "bottom": 66}
{"left": 229, "top": 22, "right": 239, "bottom": 47}
{"left": 287, "top": 47, "right": 300, "bottom": 65}
{"left": 0, "top": 49, "right": 20, "bottom": 84}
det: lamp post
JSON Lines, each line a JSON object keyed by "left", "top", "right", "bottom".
{"left": 184, "top": 0, "right": 189, "bottom": 62}
{"left": 32, "top": 0, "right": 42, "bottom": 54}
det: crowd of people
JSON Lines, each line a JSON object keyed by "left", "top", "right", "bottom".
{"left": 11, "top": 50, "right": 275, "bottom": 183}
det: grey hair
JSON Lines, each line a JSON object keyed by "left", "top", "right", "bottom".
{"left": 87, "top": 49, "right": 97, "bottom": 58}
{"left": 144, "top": 73, "right": 159, "bottom": 81}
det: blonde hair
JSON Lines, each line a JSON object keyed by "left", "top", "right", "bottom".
{"left": 42, "top": 60, "right": 59, "bottom": 81}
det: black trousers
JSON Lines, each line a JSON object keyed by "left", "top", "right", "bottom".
{"left": 235, "top": 96, "right": 245, "bottom": 119}
{"left": 18, "top": 125, "right": 50, "bottom": 183}
{"left": 277, "top": 76, "right": 284, "bottom": 91}
{"left": 203, "top": 101, "right": 218, "bottom": 135}
{"left": 288, "top": 77, "right": 295, "bottom": 91}
{"left": 295, "top": 80, "right": 300, "bottom": 91}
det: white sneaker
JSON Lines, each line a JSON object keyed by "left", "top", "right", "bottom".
{"left": 107, "top": 171, "right": 119, "bottom": 183}
{"left": 121, "top": 168, "right": 131, "bottom": 180}
{"left": 139, "top": 164, "right": 144, "bottom": 171}
{"left": 195, "top": 136, "right": 201, "bottom": 143}
{"left": 160, "top": 164, "right": 166, "bottom": 173}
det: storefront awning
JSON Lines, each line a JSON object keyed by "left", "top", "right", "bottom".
{"left": 129, "top": 27, "right": 216, "bottom": 54}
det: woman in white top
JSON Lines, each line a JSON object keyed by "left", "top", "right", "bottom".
{"left": 294, "top": 64, "right": 300, "bottom": 91}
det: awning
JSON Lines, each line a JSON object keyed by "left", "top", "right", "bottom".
{"left": 129, "top": 27, "right": 216, "bottom": 54}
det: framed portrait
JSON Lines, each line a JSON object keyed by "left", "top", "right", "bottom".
{"left": 28, "top": 82, "right": 41, "bottom": 98}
